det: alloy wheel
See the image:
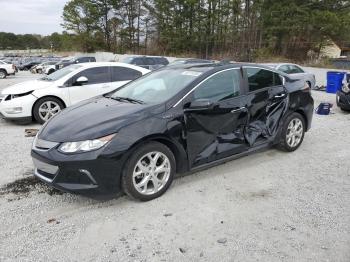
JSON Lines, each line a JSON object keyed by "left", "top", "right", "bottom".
{"left": 38, "top": 101, "right": 61, "bottom": 122}
{"left": 0, "top": 71, "right": 6, "bottom": 78}
{"left": 132, "top": 151, "right": 171, "bottom": 195}
{"left": 286, "top": 118, "right": 303, "bottom": 148}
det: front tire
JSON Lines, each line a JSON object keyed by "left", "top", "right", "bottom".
{"left": 122, "top": 142, "right": 176, "bottom": 201}
{"left": 33, "top": 97, "right": 64, "bottom": 124}
{"left": 278, "top": 112, "right": 305, "bottom": 152}
{"left": 0, "top": 69, "right": 7, "bottom": 79}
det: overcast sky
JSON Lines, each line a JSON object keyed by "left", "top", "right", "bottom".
{"left": 0, "top": 0, "right": 69, "bottom": 35}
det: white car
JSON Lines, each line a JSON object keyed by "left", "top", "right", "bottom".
{"left": 0, "top": 62, "right": 150, "bottom": 123}
{"left": 264, "top": 63, "right": 316, "bottom": 89}
{"left": 33, "top": 61, "right": 58, "bottom": 74}
{"left": 0, "top": 60, "right": 16, "bottom": 79}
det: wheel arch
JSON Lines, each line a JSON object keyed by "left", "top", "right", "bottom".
{"left": 122, "top": 134, "right": 189, "bottom": 175}
{"left": 31, "top": 95, "right": 67, "bottom": 120}
{"left": 294, "top": 109, "right": 308, "bottom": 131}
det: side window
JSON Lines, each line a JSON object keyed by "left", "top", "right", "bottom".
{"left": 111, "top": 66, "right": 142, "bottom": 81}
{"left": 246, "top": 68, "right": 274, "bottom": 92}
{"left": 278, "top": 65, "right": 290, "bottom": 73}
{"left": 194, "top": 69, "right": 241, "bottom": 102}
{"left": 132, "top": 58, "right": 144, "bottom": 65}
{"left": 73, "top": 67, "right": 110, "bottom": 85}
{"left": 145, "top": 58, "right": 156, "bottom": 65}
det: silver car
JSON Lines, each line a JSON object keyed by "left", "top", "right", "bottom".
{"left": 264, "top": 63, "right": 316, "bottom": 89}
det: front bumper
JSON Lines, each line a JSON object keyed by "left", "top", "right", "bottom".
{"left": 336, "top": 91, "right": 350, "bottom": 110}
{"left": 0, "top": 94, "right": 36, "bottom": 119}
{"left": 31, "top": 144, "right": 125, "bottom": 197}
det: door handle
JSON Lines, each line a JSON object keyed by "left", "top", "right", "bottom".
{"left": 274, "top": 93, "right": 286, "bottom": 98}
{"left": 231, "top": 107, "right": 246, "bottom": 113}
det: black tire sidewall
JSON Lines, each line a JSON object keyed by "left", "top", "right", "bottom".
{"left": 33, "top": 97, "right": 64, "bottom": 124}
{"left": 280, "top": 112, "right": 306, "bottom": 152}
{"left": 122, "top": 142, "right": 176, "bottom": 201}
{"left": 0, "top": 70, "right": 7, "bottom": 79}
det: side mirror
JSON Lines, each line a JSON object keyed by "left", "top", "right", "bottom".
{"left": 74, "top": 76, "right": 88, "bottom": 85}
{"left": 186, "top": 99, "right": 214, "bottom": 111}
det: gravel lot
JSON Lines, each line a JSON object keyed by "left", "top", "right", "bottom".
{"left": 0, "top": 70, "right": 349, "bottom": 262}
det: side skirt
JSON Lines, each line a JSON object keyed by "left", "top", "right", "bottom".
{"left": 176, "top": 141, "right": 275, "bottom": 177}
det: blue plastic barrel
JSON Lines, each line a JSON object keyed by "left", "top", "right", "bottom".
{"left": 326, "top": 71, "right": 346, "bottom": 93}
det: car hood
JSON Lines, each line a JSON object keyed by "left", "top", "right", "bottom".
{"left": 39, "top": 97, "right": 165, "bottom": 142}
{"left": 1, "top": 79, "right": 54, "bottom": 95}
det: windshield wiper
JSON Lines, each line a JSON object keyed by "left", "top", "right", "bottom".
{"left": 109, "top": 96, "right": 145, "bottom": 104}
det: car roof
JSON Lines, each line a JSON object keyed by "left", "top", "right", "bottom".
{"left": 126, "top": 55, "right": 167, "bottom": 59}
{"left": 75, "top": 62, "right": 151, "bottom": 73}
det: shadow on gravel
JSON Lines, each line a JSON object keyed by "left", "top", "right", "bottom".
{"left": 0, "top": 171, "right": 64, "bottom": 200}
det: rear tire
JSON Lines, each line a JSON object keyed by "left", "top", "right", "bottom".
{"left": 278, "top": 112, "right": 305, "bottom": 152}
{"left": 33, "top": 97, "right": 64, "bottom": 124}
{"left": 122, "top": 142, "right": 176, "bottom": 201}
{"left": 0, "top": 69, "right": 7, "bottom": 79}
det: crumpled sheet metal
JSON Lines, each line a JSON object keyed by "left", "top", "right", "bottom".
{"left": 244, "top": 97, "right": 289, "bottom": 146}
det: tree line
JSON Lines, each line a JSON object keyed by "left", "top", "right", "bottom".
{"left": 1, "top": 0, "right": 350, "bottom": 61}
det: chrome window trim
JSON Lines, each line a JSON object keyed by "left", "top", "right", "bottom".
{"left": 172, "top": 68, "right": 241, "bottom": 108}
{"left": 242, "top": 65, "right": 279, "bottom": 73}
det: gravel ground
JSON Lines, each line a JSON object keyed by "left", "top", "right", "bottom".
{"left": 0, "top": 70, "right": 349, "bottom": 262}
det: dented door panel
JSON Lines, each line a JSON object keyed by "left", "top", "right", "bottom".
{"left": 184, "top": 96, "right": 249, "bottom": 168}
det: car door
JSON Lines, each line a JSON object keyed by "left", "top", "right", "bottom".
{"left": 67, "top": 66, "right": 111, "bottom": 104}
{"left": 243, "top": 67, "right": 288, "bottom": 146}
{"left": 183, "top": 68, "right": 249, "bottom": 168}
{"left": 110, "top": 66, "right": 143, "bottom": 90}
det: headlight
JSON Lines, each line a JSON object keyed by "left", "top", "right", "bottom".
{"left": 7, "top": 91, "right": 34, "bottom": 100}
{"left": 342, "top": 83, "right": 350, "bottom": 93}
{"left": 59, "top": 134, "right": 115, "bottom": 153}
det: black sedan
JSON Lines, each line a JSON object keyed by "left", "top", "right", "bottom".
{"left": 31, "top": 63, "right": 314, "bottom": 201}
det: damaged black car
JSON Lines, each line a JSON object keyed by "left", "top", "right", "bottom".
{"left": 31, "top": 63, "right": 314, "bottom": 201}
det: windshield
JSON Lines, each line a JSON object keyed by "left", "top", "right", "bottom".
{"left": 111, "top": 69, "right": 204, "bottom": 104}
{"left": 40, "top": 64, "right": 82, "bottom": 81}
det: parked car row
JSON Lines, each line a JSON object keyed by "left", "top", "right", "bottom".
{"left": 30, "top": 56, "right": 97, "bottom": 75}
{"left": 0, "top": 56, "right": 62, "bottom": 72}
{"left": 28, "top": 62, "right": 314, "bottom": 201}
